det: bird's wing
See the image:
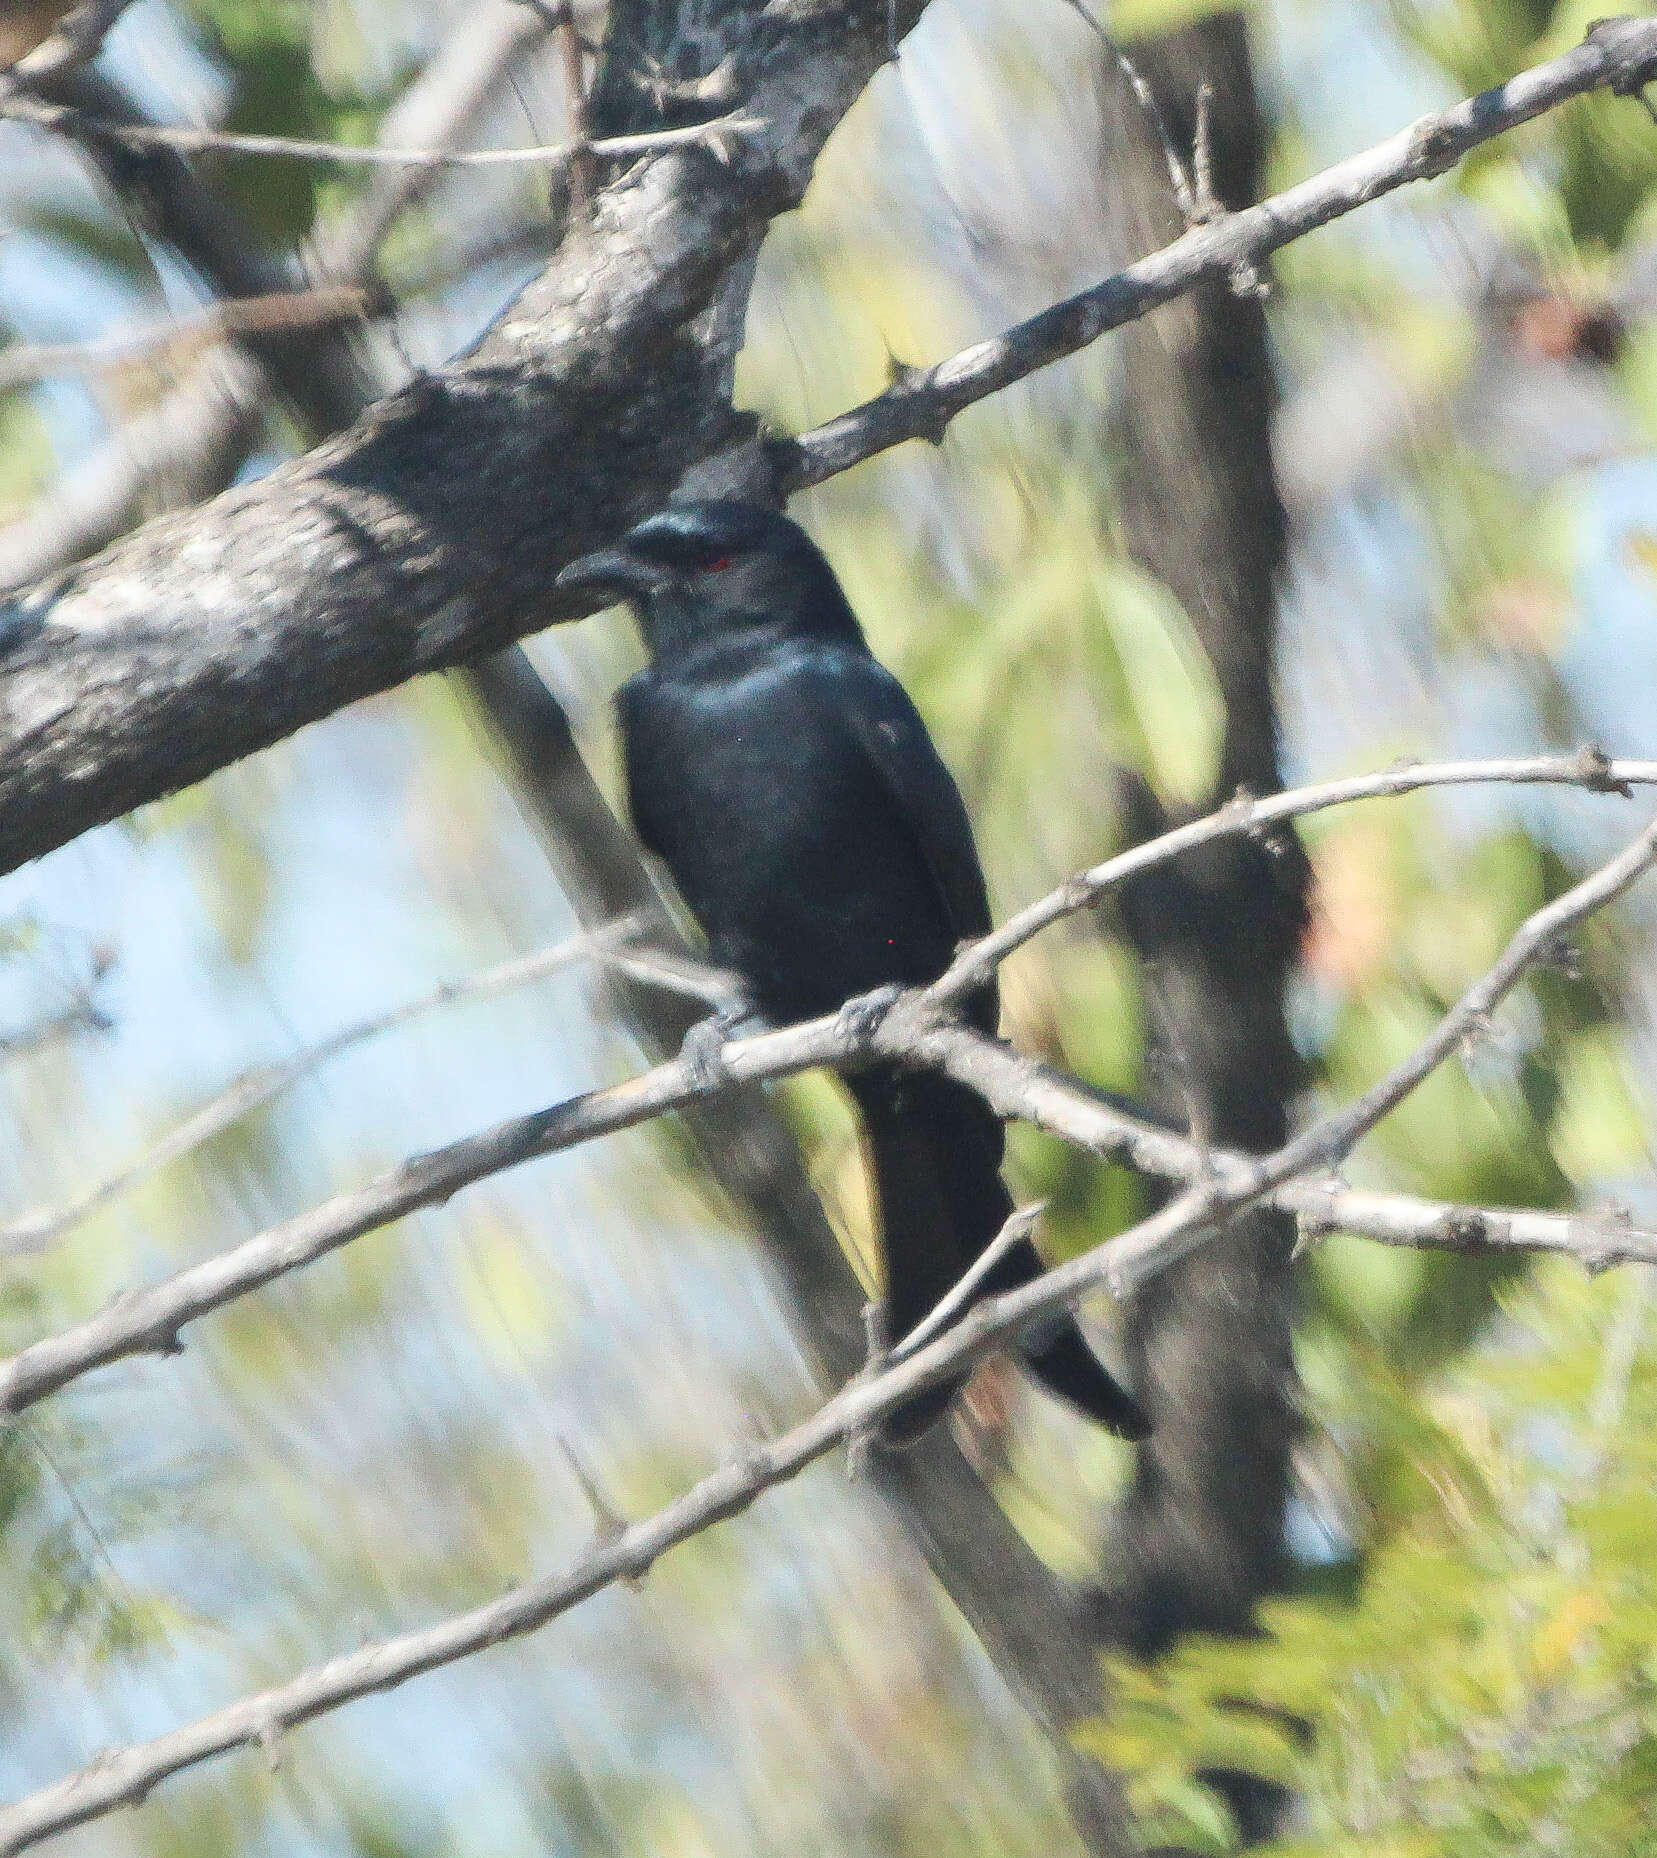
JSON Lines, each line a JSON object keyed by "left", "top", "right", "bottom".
{"left": 616, "top": 674, "right": 667, "bottom": 861}
{"left": 825, "top": 654, "right": 997, "bottom": 1014}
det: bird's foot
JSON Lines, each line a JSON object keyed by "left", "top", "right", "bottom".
{"left": 835, "top": 982, "right": 905, "bottom": 1051}
{"left": 680, "top": 994, "right": 765, "bottom": 1091}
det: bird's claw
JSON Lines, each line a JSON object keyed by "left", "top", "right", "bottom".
{"left": 836, "top": 982, "right": 905, "bottom": 1049}
{"left": 681, "top": 996, "right": 764, "bottom": 1090}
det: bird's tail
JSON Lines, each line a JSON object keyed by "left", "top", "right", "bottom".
{"left": 852, "top": 1077, "right": 974, "bottom": 1444}
{"left": 852, "top": 1068, "right": 1149, "bottom": 1446}
{"left": 977, "top": 1228, "right": 1152, "bottom": 1441}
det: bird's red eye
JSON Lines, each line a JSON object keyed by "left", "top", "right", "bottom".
{"left": 704, "top": 554, "right": 734, "bottom": 573}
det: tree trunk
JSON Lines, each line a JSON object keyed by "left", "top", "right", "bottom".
{"left": 1090, "top": 6, "right": 1307, "bottom": 1711}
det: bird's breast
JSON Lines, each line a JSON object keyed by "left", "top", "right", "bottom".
{"left": 623, "top": 662, "right": 953, "bottom": 1020}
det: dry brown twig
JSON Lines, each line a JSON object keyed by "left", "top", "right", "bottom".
{"left": 0, "top": 288, "right": 376, "bottom": 392}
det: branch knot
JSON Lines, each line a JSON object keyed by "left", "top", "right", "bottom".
{"left": 1407, "top": 116, "right": 1463, "bottom": 179}
{"left": 1574, "top": 742, "right": 1633, "bottom": 797}
{"left": 1430, "top": 1209, "right": 1490, "bottom": 1252}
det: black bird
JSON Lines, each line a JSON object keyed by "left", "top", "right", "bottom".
{"left": 559, "top": 501, "right": 1149, "bottom": 1445}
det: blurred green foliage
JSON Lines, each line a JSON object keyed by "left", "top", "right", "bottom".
{"left": 178, "top": 0, "right": 401, "bottom": 244}
{"left": 1083, "top": 1264, "right": 1657, "bottom": 1856}
{"left": 1057, "top": 0, "right": 1657, "bottom": 1844}
{"left": 4, "top": 0, "right": 1657, "bottom": 1851}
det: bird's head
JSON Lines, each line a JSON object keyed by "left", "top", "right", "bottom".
{"left": 556, "top": 500, "right": 864, "bottom": 661}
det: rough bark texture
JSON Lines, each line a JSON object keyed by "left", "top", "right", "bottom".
{"left": 1090, "top": 18, "right": 1307, "bottom": 1691}
{"left": 10, "top": 7, "right": 1657, "bottom": 1850}
{"left": 0, "top": 4, "right": 545, "bottom": 589}
{"left": 5, "top": 17, "right": 1656, "bottom": 876}
{"left": 0, "top": 0, "right": 912, "bottom": 877}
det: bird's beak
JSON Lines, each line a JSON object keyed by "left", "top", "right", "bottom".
{"left": 555, "top": 547, "right": 664, "bottom": 603}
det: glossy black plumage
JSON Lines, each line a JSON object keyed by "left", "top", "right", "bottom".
{"left": 561, "top": 501, "right": 1148, "bottom": 1445}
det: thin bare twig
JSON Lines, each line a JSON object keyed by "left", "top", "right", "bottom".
{"left": 779, "top": 16, "right": 1657, "bottom": 487}
{"left": 9, "top": 21, "right": 1657, "bottom": 870}
{"left": 890, "top": 1201, "right": 1043, "bottom": 1360}
{"left": 0, "top": 994, "right": 108, "bottom": 1062}
{"left": 1062, "top": 0, "right": 1198, "bottom": 223}
{"left": 927, "top": 749, "right": 1657, "bottom": 1004}
{"left": 0, "top": 288, "right": 375, "bottom": 393}
{"left": 600, "top": 945, "right": 749, "bottom": 1013}
{"left": 553, "top": 0, "right": 594, "bottom": 211}
{"left": 0, "top": 1173, "right": 1173, "bottom": 1856}
{"left": 7, "top": 807, "right": 1657, "bottom": 1851}
{"left": 911, "top": 1027, "right": 1656, "bottom": 1276}
{"left": 555, "top": 1432, "right": 628, "bottom": 1548}
{"left": 1097, "top": 808, "right": 1657, "bottom": 1293}
{"left": 6, "top": 765, "right": 1656, "bottom": 1422}
{"left": 0, "top": 918, "right": 643, "bottom": 1256}
{"left": 2, "top": 95, "right": 764, "bottom": 167}
{"left": 12, "top": 973, "right": 1648, "bottom": 1423}
{"left": 0, "top": 3, "right": 549, "bottom": 593}
{"left": 0, "top": 1, "right": 557, "bottom": 587}
{"left": 1, "top": 0, "right": 137, "bottom": 89}
{"left": 1192, "top": 78, "right": 1215, "bottom": 217}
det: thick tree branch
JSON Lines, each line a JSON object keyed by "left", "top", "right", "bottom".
{"left": 0, "top": 7, "right": 1131, "bottom": 1844}
{"left": 1087, "top": 18, "right": 1297, "bottom": 1712}
{"left": 0, "top": 1178, "right": 1215, "bottom": 1858}
{"left": 8, "top": 765, "right": 1654, "bottom": 1420}
{"left": 2, "top": 17, "right": 1654, "bottom": 875}
{"left": 459, "top": 659, "right": 1139, "bottom": 1851}
{"left": 20, "top": 985, "right": 1649, "bottom": 1421}
{"left": 0, "top": 0, "right": 921, "bottom": 876}
{"left": 8, "top": 802, "right": 1655, "bottom": 1852}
